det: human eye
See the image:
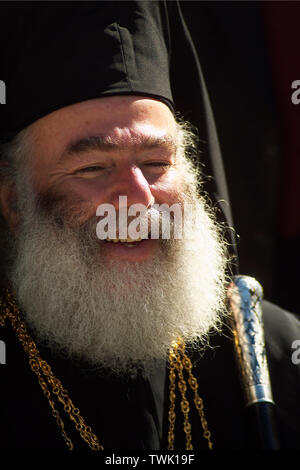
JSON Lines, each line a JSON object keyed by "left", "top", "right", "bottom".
{"left": 144, "top": 161, "right": 172, "bottom": 167}
{"left": 74, "top": 165, "right": 105, "bottom": 174}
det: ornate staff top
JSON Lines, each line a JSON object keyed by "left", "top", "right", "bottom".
{"left": 228, "top": 275, "right": 274, "bottom": 407}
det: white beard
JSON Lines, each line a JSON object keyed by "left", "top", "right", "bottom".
{"left": 9, "top": 174, "right": 228, "bottom": 377}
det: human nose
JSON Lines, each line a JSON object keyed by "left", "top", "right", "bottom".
{"left": 109, "top": 165, "right": 155, "bottom": 209}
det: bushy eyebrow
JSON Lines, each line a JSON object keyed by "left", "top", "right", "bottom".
{"left": 59, "top": 133, "right": 177, "bottom": 163}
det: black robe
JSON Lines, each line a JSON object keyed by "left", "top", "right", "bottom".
{"left": 0, "top": 300, "right": 299, "bottom": 451}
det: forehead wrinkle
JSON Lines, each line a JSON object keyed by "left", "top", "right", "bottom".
{"left": 60, "top": 132, "right": 177, "bottom": 163}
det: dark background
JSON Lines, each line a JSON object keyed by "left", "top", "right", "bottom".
{"left": 181, "top": 0, "right": 300, "bottom": 315}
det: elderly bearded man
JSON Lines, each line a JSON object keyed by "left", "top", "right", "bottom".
{"left": 0, "top": 1, "right": 299, "bottom": 452}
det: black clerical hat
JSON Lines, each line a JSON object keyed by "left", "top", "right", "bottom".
{"left": 0, "top": 1, "right": 175, "bottom": 142}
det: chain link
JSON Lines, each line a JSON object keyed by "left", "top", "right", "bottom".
{"left": 167, "top": 349, "right": 177, "bottom": 450}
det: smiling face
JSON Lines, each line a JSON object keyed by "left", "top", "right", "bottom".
{"left": 26, "top": 96, "right": 181, "bottom": 261}
{"left": 0, "top": 95, "right": 228, "bottom": 375}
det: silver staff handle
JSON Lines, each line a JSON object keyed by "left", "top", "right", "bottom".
{"left": 228, "top": 275, "right": 280, "bottom": 449}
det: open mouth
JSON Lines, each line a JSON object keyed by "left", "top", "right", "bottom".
{"left": 99, "top": 234, "right": 158, "bottom": 261}
{"left": 103, "top": 236, "right": 149, "bottom": 247}
{"left": 103, "top": 235, "right": 150, "bottom": 247}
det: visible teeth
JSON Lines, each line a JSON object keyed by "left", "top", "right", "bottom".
{"left": 106, "top": 237, "right": 143, "bottom": 243}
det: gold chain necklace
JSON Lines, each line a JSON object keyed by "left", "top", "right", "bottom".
{"left": 0, "top": 288, "right": 102, "bottom": 450}
{"left": 0, "top": 288, "right": 213, "bottom": 451}
{"left": 168, "top": 338, "right": 213, "bottom": 450}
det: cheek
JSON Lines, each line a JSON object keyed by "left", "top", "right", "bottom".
{"left": 62, "top": 177, "right": 108, "bottom": 207}
{"left": 39, "top": 179, "right": 108, "bottom": 227}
